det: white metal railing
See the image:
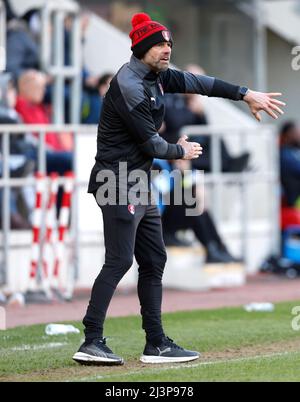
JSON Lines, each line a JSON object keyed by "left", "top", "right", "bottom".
{"left": 40, "top": 1, "right": 81, "bottom": 124}
{"left": 0, "top": 0, "right": 6, "bottom": 72}
{"left": 0, "top": 123, "right": 280, "bottom": 288}
{"left": 0, "top": 124, "right": 81, "bottom": 287}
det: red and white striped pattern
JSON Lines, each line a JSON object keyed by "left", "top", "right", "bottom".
{"left": 53, "top": 171, "right": 75, "bottom": 289}
{"left": 28, "top": 172, "right": 46, "bottom": 290}
{"left": 42, "top": 173, "right": 59, "bottom": 289}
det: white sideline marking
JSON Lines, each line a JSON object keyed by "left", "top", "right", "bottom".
{"left": 76, "top": 351, "right": 297, "bottom": 382}
{"left": 7, "top": 342, "right": 68, "bottom": 352}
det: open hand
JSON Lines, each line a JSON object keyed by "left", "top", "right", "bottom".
{"left": 244, "top": 90, "right": 286, "bottom": 122}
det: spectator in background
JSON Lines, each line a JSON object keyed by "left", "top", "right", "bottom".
{"left": 280, "top": 121, "right": 300, "bottom": 207}
{"left": 162, "top": 64, "right": 250, "bottom": 173}
{"left": 0, "top": 73, "right": 33, "bottom": 229}
{"left": 4, "top": 0, "right": 40, "bottom": 82}
{"left": 15, "top": 70, "right": 73, "bottom": 175}
{"left": 64, "top": 10, "right": 102, "bottom": 123}
{"left": 0, "top": 160, "right": 32, "bottom": 229}
{"left": 0, "top": 73, "right": 20, "bottom": 125}
{"left": 15, "top": 70, "right": 73, "bottom": 215}
{"left": 16, "top": 71, "right": 60, "bottom": 150}
{"left": 81, "top": 73, "right": 114, "bottom": 124}
{"left": 152, "top": 158, "right": 238, "bottom": 263}
{"left": 0, "top": 72, "right": 35, "bottom": 156}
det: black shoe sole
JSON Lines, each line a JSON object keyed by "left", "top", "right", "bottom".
{"left": 73, "top": 352, "right": 124, "bottom": 366}
{"left": 73, "top": 358, "right": 124, "bottom": 366}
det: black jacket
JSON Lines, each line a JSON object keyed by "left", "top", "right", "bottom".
{"left": 88, "top": 55, "right": 243, "bottom": 194}
{"left": 6, "top": 20, "right": 40, "bottom": 81}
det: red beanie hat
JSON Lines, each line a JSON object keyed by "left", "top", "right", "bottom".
{"left": 129, "top": 13, "right": 173, "bottom": 59}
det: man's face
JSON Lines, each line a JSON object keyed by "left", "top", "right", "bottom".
{"left": 141, "top": 42, "right": 172, "bottom": 73}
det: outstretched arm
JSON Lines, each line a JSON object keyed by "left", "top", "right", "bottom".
{"left": 160, "top": 69, "right": 286, "bottom": 121}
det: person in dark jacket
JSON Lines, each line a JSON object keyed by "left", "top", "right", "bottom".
{"left": 4, "top": 1, "right": 40, "bottom": 82}
{"left": 280, "top": 121, "right": 300, "bottom": 206}
{"left": 73, "top": 12, "right": 285, "bottom": 366}
{"left": 152, "top": 157, "right": 239, "bottom": 262}
{"left": 81, "top": 73, "right": 114, "bottom": 124}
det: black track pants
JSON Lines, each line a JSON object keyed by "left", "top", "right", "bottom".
{"left": 83, "top": 198, "right": 167, "bottom": 345}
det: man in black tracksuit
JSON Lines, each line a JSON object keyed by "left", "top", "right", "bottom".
{"left": 73, "top": 13, "right": 285, "bottom": 366}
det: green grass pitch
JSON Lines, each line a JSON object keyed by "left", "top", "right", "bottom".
{"left": 1, "top": 301, "right": 300, "bottom": 382}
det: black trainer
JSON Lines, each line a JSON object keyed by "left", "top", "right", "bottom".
{"left": 140, "top": 336, "right": 200, "bottom": 364}
{"left": 73, "top": 338, "right": 124, "bottom": 365}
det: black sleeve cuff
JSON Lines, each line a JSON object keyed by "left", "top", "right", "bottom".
{"left": 211, "top": 78, "right": 241, "bottom": 101}
{"left": 139, "top": 134, "right": 184, "bottom": 159}
{"left": 166, "top": 144, "right": 185, "bottom": 159}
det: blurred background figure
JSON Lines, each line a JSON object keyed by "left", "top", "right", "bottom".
{"left": 280, "top": 121, "right": 300, "bottom": 207}
{"left": 157, "top": 64, "right": 248, "bottom": 263}
{"left": 81, "top": 72, "right": 113, "bottom": 124}
{"left": 152, "top": 158, "right": 239, "bottom": 263}
{"left": 0, "top": 72, "right": 19, "bottom": 125}
{"left": 260, "top": 121, "right": 300, "bottom": 276}
{"left": 14, "top": 69, "right": 73, "bottom": 214}
{"left": 0, "top": 73, "right": 34, "bottom": 229}
{"left": 64, "top": 9, "right": 104, "bottom": 124}
{"left": 162, "top": 64, "right": 250, "bottom": 173}
{"left": 16, "top": 69, "right": 73, "bottom": 175}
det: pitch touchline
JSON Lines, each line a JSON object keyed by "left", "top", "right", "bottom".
{"left": 77, "top": 351, "right": 297, "bottom": 382}
{"left": 4, "top": 342, "right": 68, "bottom": 352}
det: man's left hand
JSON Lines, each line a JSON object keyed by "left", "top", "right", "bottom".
{"left": 243, "top": 90, "right": 286, "bottom": 122}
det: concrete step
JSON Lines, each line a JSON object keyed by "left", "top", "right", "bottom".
{"left": 163, "top": 246, "right": 245, "bottom": 290}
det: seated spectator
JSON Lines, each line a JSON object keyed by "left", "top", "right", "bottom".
{"left": 152, "top": 159, "right": 239, "bottom": 263}
{"left": 15, "top": 70, "right": 73, "bottom": 215}
{"left": 0, "top": 157, "right": 33, "bottom": 229}
{"left": 81, "top": 73, "right": 114, "bottom": 124}
{"left": 162, "top": 64, "right": 250, "bottom": 173}
{"left": 15, "top": 70, "right": 73, "bottom": 175}
{"left": 280, "top": 121, "right": 300, "bottom": 207}
{"left": 0, "top": 73, "right": 34, "bottom": 229}
{"left": 0, "top": 72, "right": 33, "bottom": 155}
{"left": 0, "top": 73, "right": 20, "bottom": 125}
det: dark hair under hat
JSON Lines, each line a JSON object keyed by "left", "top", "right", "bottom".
{"left": 129, "top": 13, "right": 173, "bottom": 59}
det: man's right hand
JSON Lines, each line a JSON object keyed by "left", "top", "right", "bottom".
{"left": 177, "top": 135, "right": 203, "bottom": 160}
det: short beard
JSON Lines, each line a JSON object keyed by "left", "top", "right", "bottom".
{"left": 159, "top": 65, "right": 169, "bottom": 72}
{"left": 153, "top": 62, "right": 169, "bottom": 73}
